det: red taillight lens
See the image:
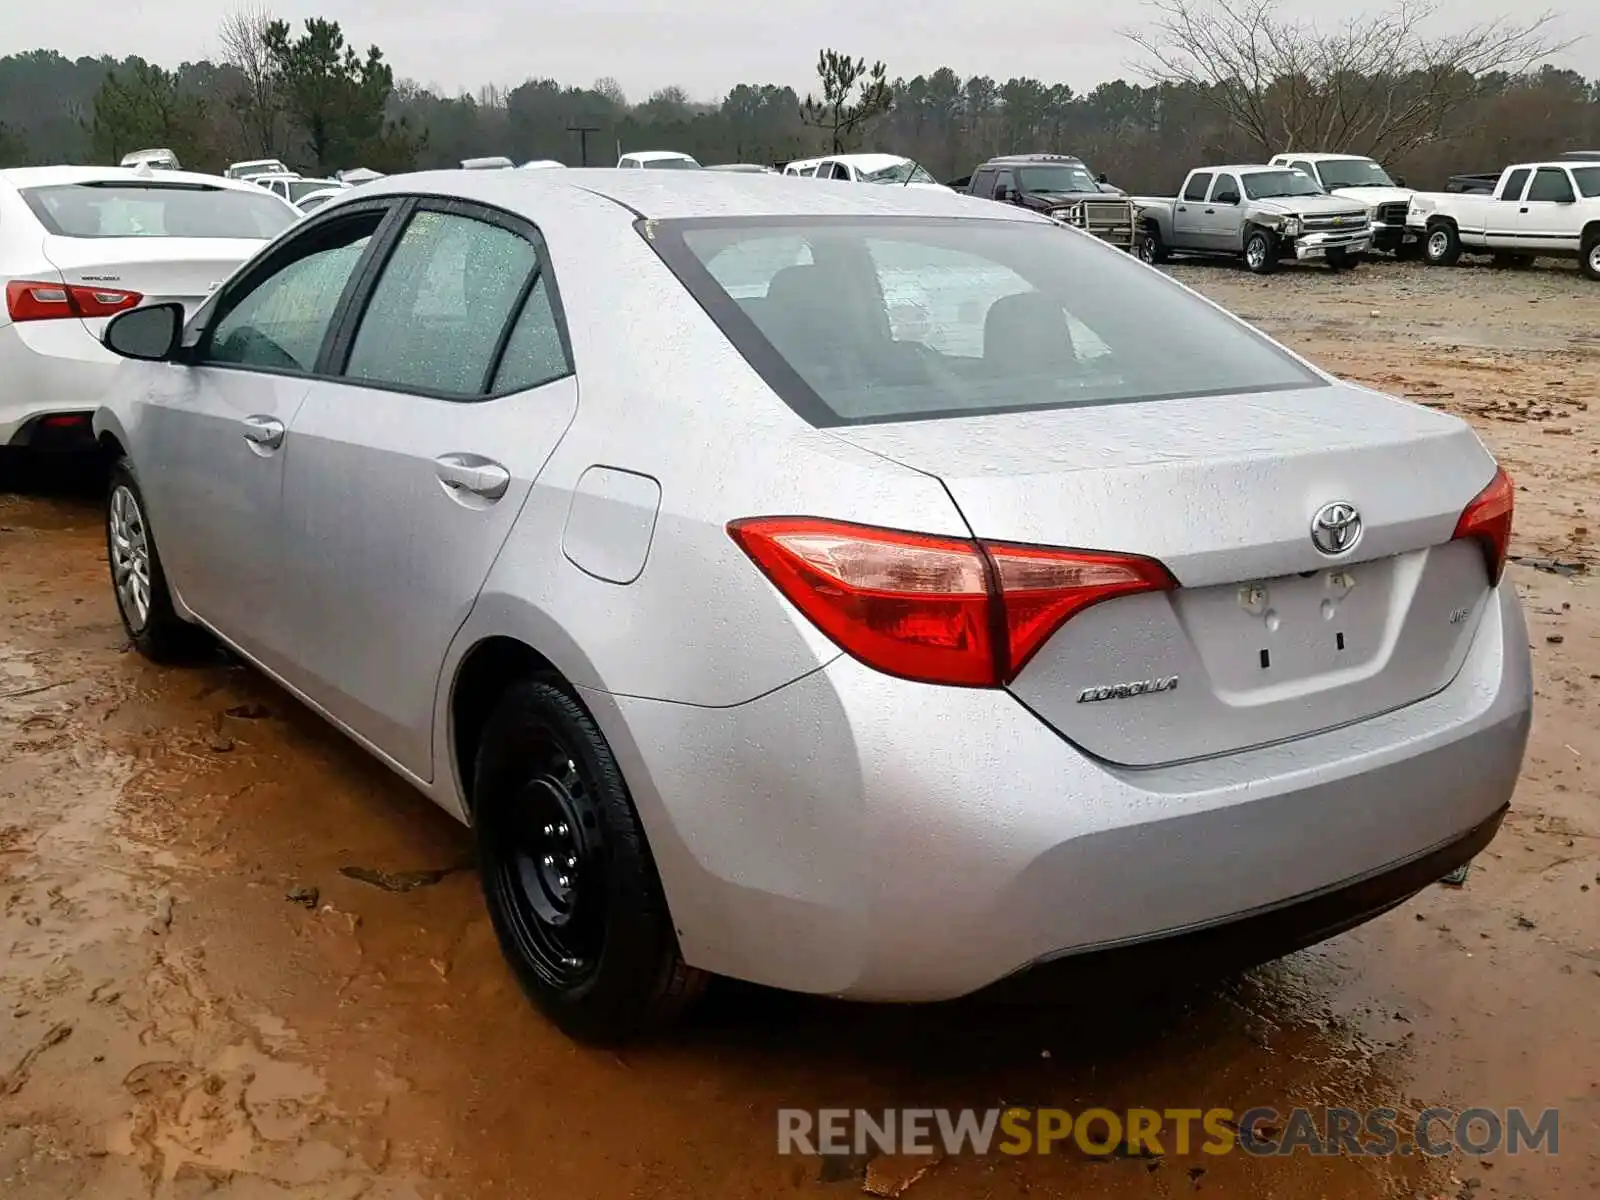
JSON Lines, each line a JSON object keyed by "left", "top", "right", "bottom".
{"left": 6, "top": 279, "right": 143, "bottom": 322}
{"left": 1452, "top": 466, "right": 1514, "bottom": 585}
{"left": 727, "top": 517, "right": 1176, "bottom": 687}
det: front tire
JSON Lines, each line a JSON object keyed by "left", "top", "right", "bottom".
{"left": 473, "top": 678, "right": 706, "bottom": 1043}
{"left": 1244, "top": 229, "right": 1278, "bottom": 274}
{"left": 106, "top": 460, "right": 207, "bottom": 663}
{"left": 1581, "top": 232, "right": 1600, "bottom": 282}
{"left": 1424, "top": 221, "right": 1461, "bottom": 266}
{"left": 1138, "top": 225, "right": 1168, "bottom": 264}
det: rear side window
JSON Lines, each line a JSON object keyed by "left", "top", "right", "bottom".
{"left": 1499, "top": 169, "right": 1531, "bottom": 200}
{"left": 343, "top": 209, "right": 538, "bottom": 396}
{"left": 1573, "top": 166, "right": 1600, "bottom": 198}
{"left": 646, "top": 216, "right": 1325, "bottom": 427}
{"left": 1182, "top": 173, "right": 1212, "bottom": 201}
{"left": 491, "top": 274, "right": 571, "bottom": 392}
{"left": 19, "top": 182, "right": 296, "bottom": 239}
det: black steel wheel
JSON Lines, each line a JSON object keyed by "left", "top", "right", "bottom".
{"left": 473, "top": 678, "right": 706, "bottom": 1042}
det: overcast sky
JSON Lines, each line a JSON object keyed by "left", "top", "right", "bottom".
{"left": 3, "top": 0, "right": 1591, "bottom": 101}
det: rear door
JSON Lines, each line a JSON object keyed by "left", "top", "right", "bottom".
{"left": 139, "top": 200, "right": 400, "bottom": 676}
{"left": 1174, "top": 172, "right": 1212, "bottom": 244}
{"left": 277, "top": 199, "right": 580, "bottom": 778}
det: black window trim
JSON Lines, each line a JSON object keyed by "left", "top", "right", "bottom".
{"left": 184, "top": 196, "right": 408, "bottom": 380}
{"left": 318, "top": 194, "right": 576, "bottom": 403}
{"left": 638, "top": 212, "right": 1326, "bottom": 430}
{"left": 185, "top": 193, "right": 576, "bottom": 403}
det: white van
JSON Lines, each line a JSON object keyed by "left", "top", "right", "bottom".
{"left": 617, "top": 150, "right": 700, "bottom": 170}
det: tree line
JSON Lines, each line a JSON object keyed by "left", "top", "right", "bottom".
{"left": 0, "top": 0, "right": 1594, "bottom": 192}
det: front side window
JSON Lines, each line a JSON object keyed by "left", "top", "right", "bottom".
{"left": 201, "top": 210, "right": 382, "bottom": 372}
{"left": 20, "top": 182, "right": 297, "bottom": 240}
{"left": 1242, "top": 170, "right": 1323, "bottom": 199}
{"left": 1211, "top": 174, "right": 1242, "bottom": 203}
{"left": 1526, "top": 168, "right": 1575, "bottom": 203}
{"left": 647, "top": 216, "right": 1324, "bottom": 427}
{"left": 343, "top": 209, "right": 539, "bottom": 396}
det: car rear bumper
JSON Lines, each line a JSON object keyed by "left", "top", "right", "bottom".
{"left": 0, "top": 322, "right": 119, "bottom": 448}
{"left": 589, "top": 582, "right": 1530, "bottom": 1001}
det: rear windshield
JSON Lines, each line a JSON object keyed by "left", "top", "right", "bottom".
{"left": 20, "top": 182, "right": 296, "bottom": 240}
{"left": 644, "top": 215, "right": 1324, "bottom": 426}
{"left": 641, "top": 157, "right": 699, "bottom": 169}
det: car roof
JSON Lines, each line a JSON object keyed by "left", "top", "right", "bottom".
{"left": 981, "top": 154, "right": 1087, "bottom": 166}
{"left": 1274, "top": 152, "right": 1371, "bottom": 162}
{"left": 1193, "top": 165, "right": 1287, "bottom": 175}
{"left": 820, "top": 153, "right": 910, "bottom": 171}
{"left": 621, "top": 150, "right": 696, "bottom": 163}
{"left": 354, "top": 167, "right": 1039, "bottom": 223}
{"left": 0, "top": 165, "right": 276, "bottom": 195}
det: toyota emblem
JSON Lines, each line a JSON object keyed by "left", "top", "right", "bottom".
{"left": 1310, "top": 502, "right": 1363, "bottom": 556}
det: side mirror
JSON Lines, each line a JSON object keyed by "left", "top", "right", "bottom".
{"left": 103, "top": 302, "right": 184, "bottom": 362}
{"left": 997, "top": 186, "right": 1016, "bottom": 202}
{"left": 1096, "top": 173, "right": 1108, "bottom": 184}
{"left": 1214, "top": 191, "right": 1241, "bottom": 205}
{"left": 1395, "top": 175, "right": 1407, "bottom": 187}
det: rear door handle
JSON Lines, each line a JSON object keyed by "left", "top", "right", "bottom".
{"left": 435, "top": 454, "right": 510, "bottom": 501}
{"left": 241, "top": 415, "right": 284, "bottom": 450}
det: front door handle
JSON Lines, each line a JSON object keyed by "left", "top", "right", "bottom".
{"left": 1177, "top": 204, "right": 1187, "bottom": 211}
{"left": 1204, "top": 207, "right": 1215, "bottom": 214}
{"left": 435, "top": 454, "right": 510, "bottom": 501}
{"left": 241, "top": 415, "right": 284, "bottom": 450}
{"left": 1520, "top": 206, "right": 1529, "bottom": 213}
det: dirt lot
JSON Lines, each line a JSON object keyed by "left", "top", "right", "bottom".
{"left": 1, "top": 256, "right": 1596, "bottom": 1200}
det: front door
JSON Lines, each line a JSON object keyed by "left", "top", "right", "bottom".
{"left": 278, "top": 200, "right": 580, "bottom": 778}
{"left": 1516, "top": 166, "right": 1581, "bottom": 254}
{"left": 1201, "top": 174, "right": 1244, "bottom": 251}
{"left": 1174, "top": 172, "right": 1212, "bottom": 245}
{"left": 139, "top": 202, "right": 396, "bottom": 675}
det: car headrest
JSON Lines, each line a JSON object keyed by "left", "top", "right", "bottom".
{"left": 983, "top": 291, "right": 1076, "bottom": 370}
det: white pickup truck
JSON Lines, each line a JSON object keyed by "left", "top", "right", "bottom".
{"left": 1267, "top": 152, "right": 1418, "bottom": 257}
{"left": 1406, "top": 160, "right": 1600, "bottom": 279}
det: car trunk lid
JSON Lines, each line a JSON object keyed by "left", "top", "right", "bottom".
{"left": 827, "top": 385, "right": 1499, "bottom": 767}
{"left": 40, "top": 235, "right": 264, "bottom": 337}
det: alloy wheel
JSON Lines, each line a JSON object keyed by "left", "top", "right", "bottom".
{"left": 109, "top": 485, "right": 152, "bottom": 633}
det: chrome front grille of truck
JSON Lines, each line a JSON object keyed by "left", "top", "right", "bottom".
{"left": 1376, "top": 201, "right": 1409, "bottom": 227}
{"left": 1302, "top": 211, "right": 1370, "bottom": 232}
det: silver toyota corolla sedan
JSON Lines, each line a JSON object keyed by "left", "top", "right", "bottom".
{"left": 92, "top": 169, "right": 1531, "bottom": 1043}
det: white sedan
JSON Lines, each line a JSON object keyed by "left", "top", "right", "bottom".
{"left": 1, "top": 166, "right": 299, "bottom": 454}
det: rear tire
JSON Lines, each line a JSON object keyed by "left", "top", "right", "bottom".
{"left": 1243, "top": 229, "right": 1278, "bottom": 274}
{"left": 105, "top": 459, "right": 208, "bottom": 663}
{"left": 1423, "top": 222, "right": 1461, "bottom": 266}
{"left": 472, "top": 678, "right": 707, "bottom": 1043}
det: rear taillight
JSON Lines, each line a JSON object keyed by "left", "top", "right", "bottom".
{"left": 727, "top": 516, "right": 1176, "bottom": 687}
{"left": 1451, "top": 466, "right": 1514, "bottom": 585}
{"left": 6, "top": 279, "right": 143, "bottom": 322}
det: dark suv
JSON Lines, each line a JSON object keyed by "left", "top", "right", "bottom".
{"left": 958, "top": 153, "right": 1138, "bottom": 250}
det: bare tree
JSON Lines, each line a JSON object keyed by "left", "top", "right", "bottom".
{"left": 218, "top": 4, "right": 280, "bottom": 157}
{"left": 1124, "top": 0, "right": 1575, "bottom": 161}
{"left": 800, "top": 50, "right": 893, "bottom": 153}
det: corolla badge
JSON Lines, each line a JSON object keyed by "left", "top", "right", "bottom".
{"left": 1077, "top": 676, "right": 1178, "bottom": 703}
{"left": 1310, "top": 501, "right": 1363, "bottom": 556}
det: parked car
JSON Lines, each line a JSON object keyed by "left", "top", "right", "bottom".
{"left": 1, "top": 166, "right": 298, "bottom": 455}
{"left": 782, "top": 157, "right": 824, "bottom": 177}
{"left": 520, "top": 160, "right": 566, "bottom": 170}
{"left": 227, "top": 158, "right": 290, "bottom": 181}
{"left": 1135, "top": 165, "right": 1373, "bottom": 273}
{"left": 250, "top": 173, "right": 323, "bottom": 203}
{"left": 617, "top": 151, "right": 700, "bottom": 170}
{"left": 1406, "top": 160, "right": 1600, "bottom": 278}
{"left": 462, "top": 156, "right": 516, "bottom": 170}
{"left": 1267, "top": 152, "right": 1419, "bottom": 256}
{"left": 960, "top": 153, "right": 1138, "bottom": 250}
{"left": 292, "top": 187, "right": 348, "bottom": 216}
{"left": 91, "top": 168, "right": 1529, "bottom": 1043}
{"left": 119, "top": 148, "right": 181, "bottom": 171}
{"left": 705, "top": 163, "right": 776, "bottom": 173}
{"left": 810, "top": 153, "right": 948, "bottom": 192}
